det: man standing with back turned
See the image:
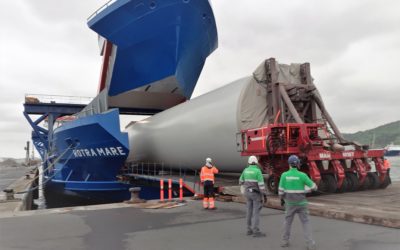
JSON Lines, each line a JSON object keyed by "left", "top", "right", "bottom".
{"left": 239, "top": 155, "right": 267, "bottom": 237}
{"left": 200, "top": 157, "right": 219, "bottom": 210}
{"left": 279, "top": 155, "right": 317, "bottom": 250}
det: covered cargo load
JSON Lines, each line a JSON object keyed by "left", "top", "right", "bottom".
{"left": 125, "top": 59, "right": 322, "bottom": 171}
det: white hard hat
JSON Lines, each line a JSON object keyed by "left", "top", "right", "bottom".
{"left": 206, "top": 157, "right": 212, "bottom": 163}
{"left": 248, "top": 155, "right": 258, "bottom": 165}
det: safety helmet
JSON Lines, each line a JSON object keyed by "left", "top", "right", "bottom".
{"left": 206, "top": 157, "right": 212, "bottom": 164}
{"left": 248, "top": 155, "right": 258, "bottom": 165}
{"left": 288, "top": 155, "right": 300, "bottom": 167}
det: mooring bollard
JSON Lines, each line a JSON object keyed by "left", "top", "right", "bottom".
{"left": 160, "top": 179, "right": 164, "bottom": 202}
{"left": 168, "top": 179, "right": 172, "bottom": 201}
{"left": 126, "top": 187, "right": 144, "bottom": 203}
{"left": 3, "top": 189, "right": 15, "bottom": 201}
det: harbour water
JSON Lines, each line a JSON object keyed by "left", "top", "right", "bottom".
{"left": 387, "top": 156, "right": 400, "bottom": 181}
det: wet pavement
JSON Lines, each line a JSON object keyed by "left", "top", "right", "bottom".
{"left": 0, "top": 166, "right": 31, "bottom": 191}
{"left": 0, "top": 200, "right": 399, "bottom": 250}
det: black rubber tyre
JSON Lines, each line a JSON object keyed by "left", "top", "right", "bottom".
{"left": 360, "top": 174, "right": 371, "bottom": 190}
{"left": 380, "top": 171, "right": 392, "bottom": 189}
{"left": 345, "top": 173, "right": 359, "bottom": 192}
{"left": 317, "top": 177, "right": 328, "bottom": 193}
{"left": 367, "top": 172, "right": 380, "bottom": 189}
{"left": 318, "top": 174, "right": 337, "bottom": 193}
{"left": 322, "top": 175, "right": 337, "bottom": 193}
{"left": 336, "top": 177, "right": 348, "bottom": 193}
{"left": 266, "top": 175, "right": 278, "bottom": 194}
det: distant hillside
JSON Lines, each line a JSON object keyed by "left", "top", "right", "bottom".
{"left": 0, "top": 158, "right": 25, "bottom": 168}
{"left": 343, "top": 120, "right": 400, "bottom": 148}
{"left": 0, "top": 158, "right": 41, "bottom": 168}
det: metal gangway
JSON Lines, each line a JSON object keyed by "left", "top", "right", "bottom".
{"left": 23, "top": 94, "right": 93, "bottom": 160}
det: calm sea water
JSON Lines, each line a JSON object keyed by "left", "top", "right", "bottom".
{"left": 388, "top": 156, "right": 400, "bottom": 181}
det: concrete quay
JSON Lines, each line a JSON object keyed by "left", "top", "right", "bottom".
{"left": 0, "top": 167, "right": 37, "bottom": 213}
{"left": 132, "top": 173, "right": 400, "bottom": 228}
{"left": 224, "top": 181, "right": 400, "bottom": 229}
{"left": 0, "top": 199, "right": 399, "bottom": 250}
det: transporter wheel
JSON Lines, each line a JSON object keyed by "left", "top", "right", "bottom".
{"left": 367, "top": 172, "right": 380, "bottom": 189}
{"left": 345, "top": 173, "right": 359, "bottom": 192}
{"left": 322, "top": 175, "right": 337, "bottom": 193}
{"left": 317, "top": 177, "right": 328, "bottom": 193}
{"left": 336, "top": 178, "right": 348, "bottom": 193}
{"left": 318, "top": 174, "right": 337, "bottom": 193}
{"left": 266, "top": 175, "right": 278, "bottom": 194}
{"left": 360, "top": 174, "right": 371, "bottom": 190}
{"left": 380, "top": 171, "right": 391, "bottom": 189}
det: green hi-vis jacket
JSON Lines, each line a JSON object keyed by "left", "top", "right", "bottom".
{"left": 278, "top": 167, "right": 317, "bottom": 206}
{"left": 239, "top": 164, "right": 266, "bottom": 194}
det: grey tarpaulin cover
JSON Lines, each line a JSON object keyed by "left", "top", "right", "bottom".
{"left": 236, "top": 59, "right": 307, "bottom": 130}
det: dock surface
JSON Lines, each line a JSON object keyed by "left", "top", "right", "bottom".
{"left": 0, "top": 166, "right": 31, "bottom": 191}
{"left": 0, "top": 166, "right": 37, "bottom": 213}
{"left": 0, "top": 199, "right": 399, "bottom": 250}
{"left": 225, "top": 181, "right": 400, "bottom": 228}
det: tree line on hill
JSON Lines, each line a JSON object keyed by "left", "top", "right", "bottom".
{"left": 342, "top": 120, "right": 400, "bottom": 148}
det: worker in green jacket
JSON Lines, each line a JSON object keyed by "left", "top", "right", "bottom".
{"left": 279, "top": 155, "right": 317, "bottom": 250}
{"left": 239, "top": 155, "right": 267, "bottom": 237}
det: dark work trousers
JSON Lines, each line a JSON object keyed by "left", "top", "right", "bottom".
{"left": 203, "top": 180, "right": 214, "bottom": 198}
{"left": 245, "top": 191, "right": 263, "bottom": 233}
{"left": 283, "top": 205, "right": 315, "bottom": 246}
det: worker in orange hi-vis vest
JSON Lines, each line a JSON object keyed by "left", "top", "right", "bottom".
{"left": 200, "top": 157, "right": 219, "bottom": 210}
{"left": 383, "top": 157, "right": 391, "bottom": 169}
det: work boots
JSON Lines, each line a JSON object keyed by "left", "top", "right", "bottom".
{"left": 280, "top": 241, "right": 289, "bottom": 248}
{"left": 307, "top": 242, "right": 316, "bottom": 250}
{"left": 252, "top": 231, "right": 266, "bottom": 237}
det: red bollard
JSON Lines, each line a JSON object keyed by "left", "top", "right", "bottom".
{"left": 179, "top": 178, "right": 183, "bottom": 201}
{"left": 168, "top": 179, "right": 172, "bottom": 201}
{"left": 160, "top": 179, "right": 164, "bottom": 202}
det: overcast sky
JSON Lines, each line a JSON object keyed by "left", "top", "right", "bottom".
{"left": 1, "top": 0, "right": 399, "bottom": 158}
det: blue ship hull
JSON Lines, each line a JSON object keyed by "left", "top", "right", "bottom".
{"left": 43, "top": 180, "right": 131, "bottom": 208}
{"left": 384, "top": 145, "right": 400, "bottom": 157}
{"left": 385, "top": 150, "right": 400, "bottom": 157}
{"left": 36, "top": 0, "right": 218, "bottom": 205}
{"left": 88, "top": 0, "right": 218, "bottom": 98}
{"left": 44, "top": 109, "right": 131, "bottom": 204}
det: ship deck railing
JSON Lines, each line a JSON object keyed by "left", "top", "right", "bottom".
{"left": 87, "top": 0, "right": 117, "bottom": 22}
{"left": 24, "top": 94, "right": 93, "bottom": 116}
{"left": 24, "top": 94, "right": 92, "bottom": 105}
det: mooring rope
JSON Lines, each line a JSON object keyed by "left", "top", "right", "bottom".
{"left": 13, "top": 144, "right": 76, "bottom": 194}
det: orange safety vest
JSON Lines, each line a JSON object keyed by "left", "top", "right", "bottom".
{"left": 200, "top": 166, "right": 219, "bottom": 183}
{"left": 384, "top": 159, "right": 391, "bottom": 169}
